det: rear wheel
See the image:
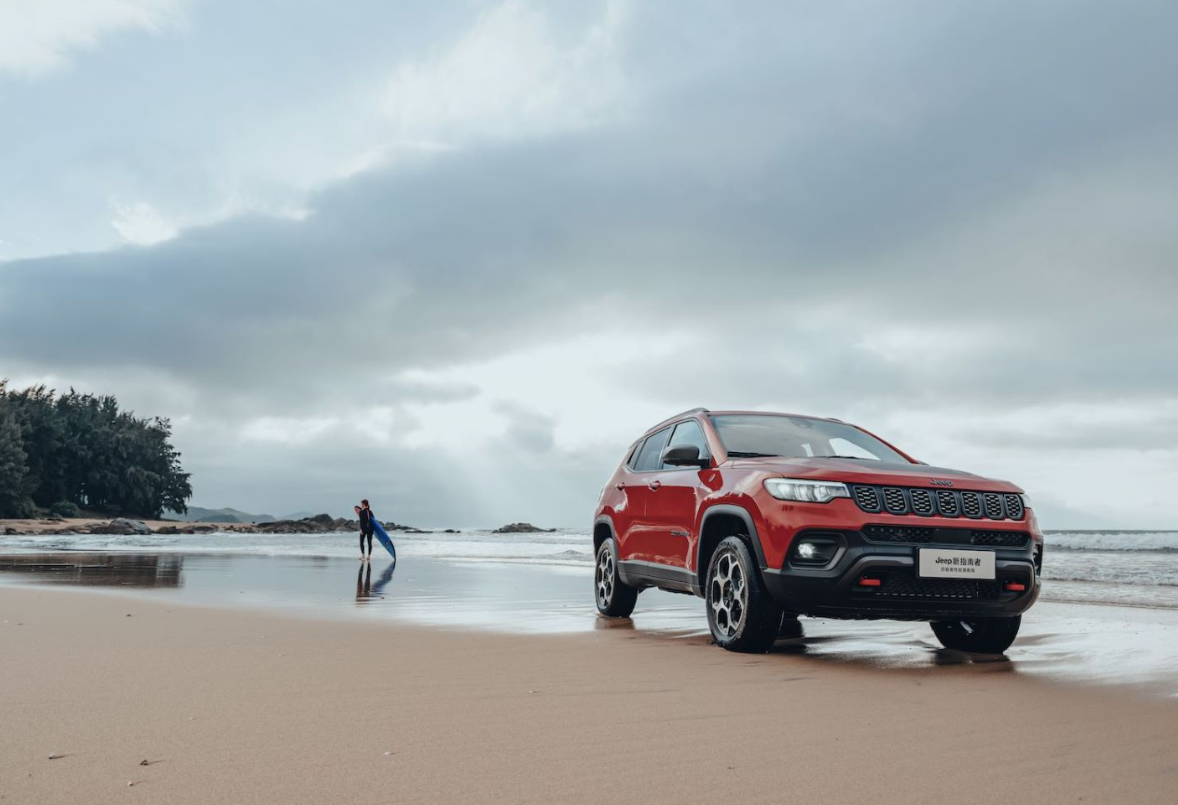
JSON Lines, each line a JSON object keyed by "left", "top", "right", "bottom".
{"left": 706, "top": 536, "right": 783, "bottom": 653}
{"left": 931, "top": 615, "right": 1021, "bottom": 653}
{"left": 595, "top": 538, "right": 638, "bottom": 618}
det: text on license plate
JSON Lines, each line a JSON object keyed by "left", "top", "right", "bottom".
{"left": 918, "top": 549, "right": 995, "bottom": 579}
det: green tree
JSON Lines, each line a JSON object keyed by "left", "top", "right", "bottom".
{"left": 0, "top": 380, "right": 192, "bottom": 518}
{"left": 1, "top": 384, "right": 66, "bottom": 507}
{"left": 0, "top": 405, "right": 34, "bottom": 517}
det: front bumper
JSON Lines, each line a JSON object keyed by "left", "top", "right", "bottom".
{"left": 760, "top": 526, "right": 1041, "bottom": 621}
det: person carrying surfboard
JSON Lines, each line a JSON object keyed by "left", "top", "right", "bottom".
{"left": 357, "top": 499, "right": 375, "bottom": 561}
{"left": 354, "top": 500, "right": 397, "bottom": 563}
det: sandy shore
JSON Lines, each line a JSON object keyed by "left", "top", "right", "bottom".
{"left": 2, "top": 587, "right": 1176, "bottom": 804}
{"left": 0, "top": 517, "right": 258, "bottom": 534}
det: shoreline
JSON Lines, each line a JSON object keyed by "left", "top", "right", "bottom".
{"left": 0, "top": 515, "right": 414, "bottom": 537}
{"left": 3, "top": 550, "right": 1178, "bottom": 699}
{"left": 0, "top": 516, "right": 540, "bottom": 537}
{"left": 3, "top": 585, "right": 1177, "bottom": 804}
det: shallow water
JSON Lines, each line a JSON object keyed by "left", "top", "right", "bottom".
{"left": 2, "top": 528, "right": 1175, "bottom": 607}
{"left": 1, "top": 550, "right": 1177, "bottom": 697}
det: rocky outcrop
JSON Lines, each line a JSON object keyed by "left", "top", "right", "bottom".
{"left": 493, "top": 522, "right": 556, "bottom": 534}
{"left": 254, "top": 514, "right": 423, "bottom": 534}
{"left": 257, "top": 515, "right": 344, "bottom": 534}
{"left": 88, "top": 518, "right": 152, "bottom": 536}
{"left": 386, "top": 522, "right": 427, "bottom": 533}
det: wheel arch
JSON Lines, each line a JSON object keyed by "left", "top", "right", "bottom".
{"left": 593, "top": 516, "right": 616, "bottom": 554}
{"left": 695, "top": 505, "right": 768, "bottom": 592}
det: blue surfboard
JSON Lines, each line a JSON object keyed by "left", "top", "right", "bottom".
{"left": 371, "top": 518, "right": 397, "bottom": 561}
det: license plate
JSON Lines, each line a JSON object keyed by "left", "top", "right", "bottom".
{"left": 918, "top": 548, "right": 995, "bottom": 580}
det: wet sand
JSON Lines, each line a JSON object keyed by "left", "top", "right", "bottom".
{"left": 2, "top": 584, "right": 1178, "bottom": 805}
{"left": 3, "top": 551, "right": 1178, "bottom": 695}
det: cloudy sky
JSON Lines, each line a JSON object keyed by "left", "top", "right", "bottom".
{"left": 1, "top": 0, "right": 1175, "bottom": 528}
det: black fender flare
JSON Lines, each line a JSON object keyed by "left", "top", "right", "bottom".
{"left": 592, "top": 515, "right": 617, "bottom": 553}
{"left": 696, "top": 504, "right": 768, "bottom": 573}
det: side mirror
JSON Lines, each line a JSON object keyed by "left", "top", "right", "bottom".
{"left": 662, "top": 444, "right": 709, "bottom": 468}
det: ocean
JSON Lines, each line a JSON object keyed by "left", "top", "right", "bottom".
{"left": 1, "top": 527, "right": 1175, "bottom": 609}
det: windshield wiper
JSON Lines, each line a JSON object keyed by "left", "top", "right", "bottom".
{"left": 726, "top": 451, "right": 780, "bottom": 458}
{"left": 816, "top": 455, "right": 876, "bottom": 460}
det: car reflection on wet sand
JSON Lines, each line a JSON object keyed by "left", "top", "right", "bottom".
{"left": 0, "top": 553, "right": 184, "bottom": 588}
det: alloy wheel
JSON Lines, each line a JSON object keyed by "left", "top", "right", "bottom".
{"left": 709, "top": 550, "right": 747, "bottom": 638}
{"left": 596, "top": 547, "right": 615, "bottom": 609}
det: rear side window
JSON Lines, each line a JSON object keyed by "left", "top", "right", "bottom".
{"left": 633, "top": 427, "right": 672, "bottom": 471}
{"left": 663, "top": 420, "right": 710, "bottom": 467}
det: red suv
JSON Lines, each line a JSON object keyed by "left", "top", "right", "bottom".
{"left": 593, "top": 409, "right": 1042, "bottom": 653}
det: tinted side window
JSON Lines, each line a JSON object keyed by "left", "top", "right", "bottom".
{"left": 663, "top": 420, "right": 710, "bottom": 467}
{"left": 633, "top": 427, "right": 672, "bottom": 471}
{"left": 625, "top": 442, "right": 642, "bottom": 469}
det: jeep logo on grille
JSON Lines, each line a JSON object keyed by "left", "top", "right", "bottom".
{"left": 929, "top": 479, "right": 954, "bottom": 487}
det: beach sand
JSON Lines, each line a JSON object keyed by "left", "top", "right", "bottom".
{"left": 2, "top": 586, "right": 1176, "bottom": 804}
{"left": 1, "top": 517, "right": 257, "bottom": 534}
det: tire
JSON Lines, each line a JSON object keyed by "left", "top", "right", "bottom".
{"left": 931, "top": 615, "right": 1021, "bottom": 653}
{"left": 706, "top": 536, "right": 784, "bottom": 653}
{"left": 595, "top": 538, "right": 638, "bottom": 618}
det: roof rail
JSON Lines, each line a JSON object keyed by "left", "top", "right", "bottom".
{"left": 648, "top": 407, "right": 710, "bottom": 433}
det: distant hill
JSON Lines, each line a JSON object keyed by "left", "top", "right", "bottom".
{"left": 168, "top": 506, "right": 277, "bottom": 524}
{"left": 281, "top": 510, "right": 317, "bottom": 521}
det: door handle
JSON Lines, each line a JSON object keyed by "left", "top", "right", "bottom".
{"left": 648, "top": 480, "right": 662, "bottom": 490}
{"left": 615, "top": 483, "right": 626, "bottom": 490}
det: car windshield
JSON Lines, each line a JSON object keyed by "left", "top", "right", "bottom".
{"left": 708, "top": 414, "right": 909, "bottom": 463}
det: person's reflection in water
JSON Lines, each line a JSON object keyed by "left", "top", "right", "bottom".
{"left": 355, "top": 562, "right": 396, "bottom": 605}
{"left": 355, "top": 562, "right": 372, "bottom": 603}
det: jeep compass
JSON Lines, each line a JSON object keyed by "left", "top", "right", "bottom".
{"left": 592, "top": 409, "right": 1042, "bottom": 653}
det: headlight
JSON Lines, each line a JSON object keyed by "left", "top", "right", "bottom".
{"left": 764, "top": 478, "right": 850, "bottom": 503}
{"left": 1019, "top": 493, "right": 1032, "bottom": 510}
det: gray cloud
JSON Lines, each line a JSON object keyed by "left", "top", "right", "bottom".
{"left": 1, "top": 0, "right": 1176, "bottom": 526}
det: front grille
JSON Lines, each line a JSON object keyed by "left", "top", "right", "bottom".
{"left": 883, "top": 487, "right": 907, "bottom": 514}
{"left": 970, "top": 529, "right": 1029, "bottom": 548}
{"left": 862, "top": 525, "right": 935, "bottom": 543}
{"left": 877, "top": 574, "right": 1000, "bottom": 600}
{"left": 850, "top": 484, "right": 1025, "bottom": 521}
{"left": 909, "top": 488, "right": 935, "bottom": 516}
{"left": 936, "top": 490, "right": 959, "bottom": 516}
{"left": 863, "top": 524, "right": 1029, "bottom": 547}
{"left": 854, "top": 486, "right": 882, "bottom": 512}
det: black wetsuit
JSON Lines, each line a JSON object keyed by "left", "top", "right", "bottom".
{"left": 359, "top": 507, "right": 374, "bottom": 554}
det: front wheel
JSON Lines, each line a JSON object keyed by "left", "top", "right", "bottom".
{"left": 595, "top": 538, "right": 638, "bottom": 618}
{"left": 931, "top": 615, "right": 1021, "bottom": 653}
{"left": 706, "top": 536, "right": 783, "bottom": 653}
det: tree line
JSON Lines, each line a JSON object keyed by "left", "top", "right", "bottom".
{"left": 0, "top": 381, "right": 192, "bottom": 519}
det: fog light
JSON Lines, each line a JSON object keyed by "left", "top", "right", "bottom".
{"left": 790, "top": 538, "right": 839, "bottom": 566}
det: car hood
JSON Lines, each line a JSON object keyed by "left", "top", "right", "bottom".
{"left": 726, "top": 457, "right": 1022, "bottom": 492}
